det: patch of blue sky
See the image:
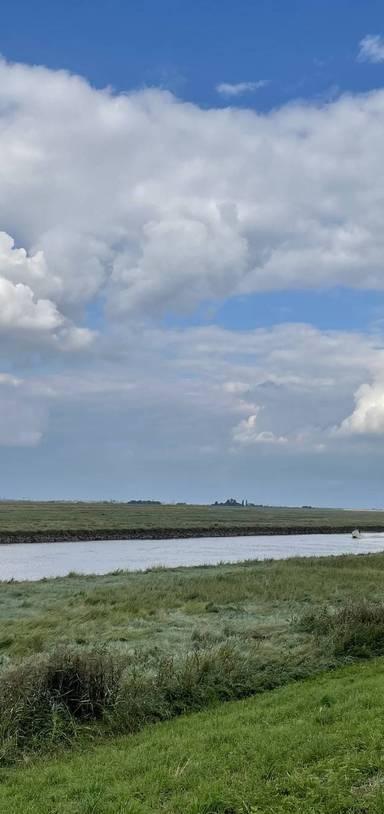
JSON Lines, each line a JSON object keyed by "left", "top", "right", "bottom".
{"left": 163, "top": 289, "right": 384, "bottom": 334}
{"left": 2, "top": 0, "right": 384, "bottom": 113}
{"left": 84, "top": 297, "right": 107, "bottom": 333}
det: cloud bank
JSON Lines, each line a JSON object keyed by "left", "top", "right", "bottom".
{"left": 2, "top": 57, "right": 384, "bottom": 498}
{"left": 2, "top": 57, "right": 384, "bottom": 335}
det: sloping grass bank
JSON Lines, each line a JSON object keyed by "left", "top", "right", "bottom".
{"left": 1, "top": 658, "right": 384, "bottom": 813}
{"left": 0, "top": 643, "right": 320, "bottom": 765}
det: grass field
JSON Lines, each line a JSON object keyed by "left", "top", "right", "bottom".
{"left": 2, "top": 553, "right": 384, "bottom": 809}
{"left": 2, "top": 658, "right": 384, "bottom": 813}
{"left": 2, "top": 551, "right": 384, "bottom": 660}
{"left": 1, "top": 500, "right": 384, "bottom": 539}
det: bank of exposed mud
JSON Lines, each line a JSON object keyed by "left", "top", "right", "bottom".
{"left": 1, "top": 525, "right": 384, "bottom": 544}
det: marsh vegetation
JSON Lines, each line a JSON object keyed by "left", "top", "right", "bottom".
{"left": 2, "top": 552, "right": 384, "bottom": 768}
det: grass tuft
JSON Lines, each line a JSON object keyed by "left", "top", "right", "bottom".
{"left": 298, "top": 600, "right": 384, "bottom": 659}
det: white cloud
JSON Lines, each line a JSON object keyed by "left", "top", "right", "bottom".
{"left": 3, "top": 58, "right": 384, "bottom": 326}
{"left": 150, "top": 323, "right": 383, "bottom": 450}
{"left": 0, "top": 231, "right": 51, "bottom": 293}
{"left": 4, "top": 56, "right": 384, "bottom": 481}
{"left": 2, "top": 314, "right": 384, "bottom": 461}
{"left": 216, "top": 80, "right": 268, "bottom": 97}
{"left": 0, "top": 231, "right": 94, "bottom": 349}
{"left": 358, "top": 34, "right": 384, "bottom": 63}
{"left": 31, "top": 322, "right": 379, "bottom": 450}
{"left": 0, "top": 276, "right": 62, "bottom": 332}
{"left": 337, "top": 381, "right": 384, "bottom": 436}
{"left": 233, "top": 413, "right": 288, "bottom": 445}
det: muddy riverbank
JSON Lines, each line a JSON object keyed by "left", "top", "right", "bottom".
{"left": 1, "top": 524, "right": 384, "bottom": 544}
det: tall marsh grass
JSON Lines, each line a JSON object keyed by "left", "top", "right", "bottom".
{"left": 298, "top": 600, "right": 384, "bottom": 659}
{"left": 0, "top": 644, "right": 316, "bottom": 764}
{"left": 3, "top": 556, "right": 384, "bottom": 764}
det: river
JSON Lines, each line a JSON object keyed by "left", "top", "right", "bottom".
{"left": 1, "top": 532, "right": 384, "bottom": 581}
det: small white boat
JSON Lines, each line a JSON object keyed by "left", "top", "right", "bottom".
{"left": 352, "top": 529, "right": 361, "bottom": 539}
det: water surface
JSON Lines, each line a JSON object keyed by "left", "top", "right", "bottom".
{"left": 1, "top": 532, "right": 384, "bottom": 582}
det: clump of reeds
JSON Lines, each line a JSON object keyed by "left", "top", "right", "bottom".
{"left": 0, "top": 643, "right": 313, "bottom": 764}
{"left": 298, "top": 600, "right": 384, "bottom": 660}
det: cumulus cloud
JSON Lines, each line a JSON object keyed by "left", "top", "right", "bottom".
{"left": 0, "top": 232, "right": 94, "bottom": 349}
{"left": 0, "top": 276, "right": 62, "bottom": 332}
{"left": 0, "top": 231, "right": 51, "bottom": 293}
{"left": 149, "top": 324, "right": 383, "bottom": 450}
{"left": 216, "top": 80, "right": 268, "bottom": 97}
{"left": 233, "top": 413, "right": 288, "bottom": 445}
{"left": 2, "top": 58, "right": 384, "bottom": 327}
{"left": 337, "top": 381, "right": 384, "bottom": 436}
{"left": 4, "top": 56, "right": 384, "bottom": 480}
{"left": 357, "top": 34, "right": 384, "bottom": 63}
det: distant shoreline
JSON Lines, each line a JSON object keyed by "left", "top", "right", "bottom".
{"left": 2, "top": 525, "right": 384, "bottom": 544}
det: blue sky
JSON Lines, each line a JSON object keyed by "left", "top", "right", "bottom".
{"left": 1, "top": 1, "right": 384, "bottom": 505}
{"left": 3, "top": 0, "right": 384, "bottom": 106}
{"left": 2, "top": 2, "right": 384, "bottom": 96}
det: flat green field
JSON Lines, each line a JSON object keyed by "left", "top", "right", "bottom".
{"left": 1, "top": 500, "right": 384, "bottom": 538}
{"left": 2, "top": 658, "right": 384, "bottom": 813}
{"left": 1, "top": 551, "right": 384, "bottom": 660}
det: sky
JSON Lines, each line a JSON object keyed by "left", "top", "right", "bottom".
{"left": 2, "top": 0, "right": 384, "bottom": 506}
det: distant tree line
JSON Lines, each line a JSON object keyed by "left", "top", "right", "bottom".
{"left": 124, "top": 500, "right": 162, "bottom": 505}
{"left": 212, "top": 498, "right": 267, "bottom": 508}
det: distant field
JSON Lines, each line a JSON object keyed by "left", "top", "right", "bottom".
{"left": 1, "top": 501, "right": 384, "bottom": 540}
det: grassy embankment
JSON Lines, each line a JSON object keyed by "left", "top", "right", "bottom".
{"left": 1, "top": 500, "right": 384, "bottom": 541}
{"left": 2, "top": 657, "right": 384, "bottom": 813}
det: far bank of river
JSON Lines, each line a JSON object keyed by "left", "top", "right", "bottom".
{"left": 2, "top": 524, "right": 384, "bottom": 544}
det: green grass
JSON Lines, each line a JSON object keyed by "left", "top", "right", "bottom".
{"left": 1, "top": 500, "right": 384, "bottom": 537}
{"left": 2, "top": 658, "right": 384, "bottom": 813}
{"left": 3, "top": 552, "right": 384, "bottom": 661}
{"left": 1, "top": 554, "right": 384, "bottom": 809}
